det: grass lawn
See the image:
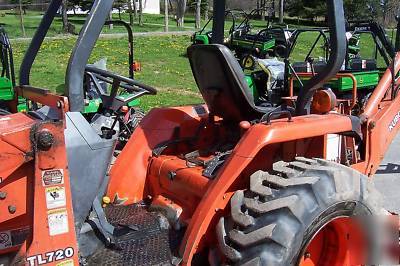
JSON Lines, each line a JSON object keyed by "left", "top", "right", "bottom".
{"left": 0, "top": 9, "right": 296, "bottom": 39}
{"left": 11, "top": 35, "right": 203, "bottom": 110}
{"left": 0, "top": 10, "right": 234, "bottom": 39}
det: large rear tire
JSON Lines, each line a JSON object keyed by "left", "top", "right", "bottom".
{"left": 216, "top": 158, "right": 383, "bottom": 265}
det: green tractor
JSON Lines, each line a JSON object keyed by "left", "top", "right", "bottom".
{"left": 287, "top": 21, "right": 396, "bottom": 99}
{"left": 0, "top": 26, "right": 28, "bottom": 113}
{"left": 192, "top": 7, "right": 292, "bottom": 61}
{"left": 192, "top": 9, "right": 245, "bottom": 45}
{"left": 239, "top": 20, "right": 397, "bottom": 115}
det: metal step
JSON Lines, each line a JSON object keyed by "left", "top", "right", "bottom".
{"left": 373, "top": 133, "right": 400, "bottom": 214}
{"left": 86, "top": 204, "right": 174, "bottom": 266}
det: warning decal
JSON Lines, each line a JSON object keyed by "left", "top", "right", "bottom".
{"left": 48, "top": 209, "right": 69, "bottom": 236}
{"left": 56, "top": 259, "right": 74, "bottom": 266}
{"left": 42, "top": 169, "right": 64, "bottom": 186}
{"left": 0, "top": 231, "right": 12, "bottom": 250}
{"left": 45, "top": 186, "right": 66, "bottom": 209}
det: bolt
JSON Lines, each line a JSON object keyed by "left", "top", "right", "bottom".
{"left": 37, "top": 130, "right": 54, "bottom": 151}
{"left": 304, "top": 252, "right": 311, "bottom": 259}
{"left": 0, "top": 191, "right": 6, "bottom": 200}
{"left": 168, "top": 171, "right": 176, "bottom": 181}
{"left": 57, "top": 101, "right": 62, "bottom": 108}
{"left": 0, "top": 177, "right": 2, "bottom": 183}
{"left": 369, "top": 121, "right": 376, "bottom": 130}
{"left": 8, "top": 205, "right": 16, "bottom": 214}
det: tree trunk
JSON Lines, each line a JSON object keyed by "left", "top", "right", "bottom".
{"left": 134, "top": 0, "right": 138, "bottom": 18}
{"left": 129, "top": 0, "right": 134, "bottom": 26}
{"left": 261, "top": 0, "right": 265, "bottom": 21}
{"left": 195, "top": 0, "right": 201, "bottom": 29}
{"left": 204, "top": 0, "right": 209, "bottom": 21}
{"left": 139, "top": 0, "right": 143, "bottom": 26}
{"left": 18, "top": 0, "right": 26, "bottom": 37}
{"left": 279, "top": 0, "right": 284, "bottom": 24}
{"left": 164, "top": 0, "right": 169, "bottom": 32}
{"left": 61, "top": 0, "right": 69, "bottom": 33}
{"left": 176, "top": 0, "right": 186, "bottom": 27}
{"left": 109, "top": 11, "right": 113, "bottom": 29}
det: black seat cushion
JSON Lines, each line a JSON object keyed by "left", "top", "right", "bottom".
{"left": 349, "top": 59, "right": 377, "bottom": 72}
{"left": 187, "top": 44, "right": 273, "bottom": 122}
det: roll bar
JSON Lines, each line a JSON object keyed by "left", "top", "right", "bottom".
{"left": 211, "top": 0, "right": 226, "bottom": 44}
{"left": 66, "top": 0, "right": 115, "bottom": 112}
{"left": 18, "top": 0, "right": 115, "bottom": 112}
{"left": 19, "top": 0, "right": 62, "bottom": 85}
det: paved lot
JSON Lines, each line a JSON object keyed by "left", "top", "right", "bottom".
{"left": 373, "top": 133, "right": 400, "bottom": 214}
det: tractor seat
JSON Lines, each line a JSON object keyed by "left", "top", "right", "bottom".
{"left": 187, "top": 44, "right": 275, "bottom": 122}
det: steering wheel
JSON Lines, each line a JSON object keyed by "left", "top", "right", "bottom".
{"left": 84, "top": 65, "right": 157, "bottom": 112}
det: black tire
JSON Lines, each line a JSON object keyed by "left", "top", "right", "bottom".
{"left": 216, "top": 157, "right": 383, "bottom": 265}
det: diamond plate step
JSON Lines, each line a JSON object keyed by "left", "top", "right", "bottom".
{"left": 86, "top": 203, "right": 173, "bottom": 266}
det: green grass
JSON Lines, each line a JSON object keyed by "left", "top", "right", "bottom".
{"left": 0, "top": 10, "right": 199, "bottom": 39}
{"left": 11, "top": 35, "right": 203, "bottom": 110}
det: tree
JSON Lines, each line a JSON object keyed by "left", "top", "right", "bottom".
{"left": 11, "top": 0, "right": 31, "bottom": 15}
{"left": 138, "top": 0, "right": 143, "bottom": 26}
{"left": 279, "top": 0, "right": 284, "bottom": 23}
{"left": 343, "top": 0, "right": 380, "bottom": 21}
{"left": 134, "top": 0, "right": 138, "bottom": 18}
{"left": 164, "top": 0, "right": 169, "bottom": 32}
{"left": 61, "top": 0, "right": 75, "bottom": 34}
{"left": 176, "top": 0, "right": 187, "bottom": 27}
{"left": 67, "top": 0, "right": 94, "bottom": 12}
{"left": 18, "top": 0, "right": 26, "bottom": 37}
{"left": 204, "top": 0, "right": 209, "bottom": 21}
{"left": 128, "top": 0, "right": 134, "bottom": 26}
{"left": 195, "top": 0, "right": 201, "bottom": 29}
{"left": 286, "top": 0, "right": 326, "bottom": 22}
{"left": 10, "top": 0, "right": 30, "bottom": 36}
{"left": 114, "top": 0, "right": 126, "bottom": 20}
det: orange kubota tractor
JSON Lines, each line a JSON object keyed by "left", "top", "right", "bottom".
{"left": 1, "top": 0, "right": 399, "bottom": 265}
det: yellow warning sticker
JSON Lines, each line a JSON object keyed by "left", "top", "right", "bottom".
{"left": 47, "top": 208, "right": 69, "bottom": 236}
{"left": 56, "top": 259, "right": 74, "bottom": 266}
{"left": 45, "top": 186, "right": 66, "bottom": 209}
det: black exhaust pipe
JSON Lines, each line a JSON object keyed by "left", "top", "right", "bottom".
{"left": 296, "top": 0, "right": 347, "bottom": 115}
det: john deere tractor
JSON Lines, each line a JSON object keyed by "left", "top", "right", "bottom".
{"left": 0, "top": 26, "right": 27, "bottom": 113}
{"left": 192, "top": 7, "right": 293, "bottom": 61}
{"left": 239, "top": 19, "right": 398, "bottom": 116}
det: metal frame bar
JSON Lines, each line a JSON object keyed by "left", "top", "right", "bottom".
{"left": 66, "top": 0, "right": 115, "bottom": 112}
{"left": 104, "top": 20, "right": 135, "bottom": 79}
{"left": 211, "top": 0, "right": 226, "bottom": 44}
{"left": 19, "top": 0, "right": 62, "bottom": 85}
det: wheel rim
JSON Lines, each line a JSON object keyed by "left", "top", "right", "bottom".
{"left": 298, "top": 217, "right": 367, "bottom": 266}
